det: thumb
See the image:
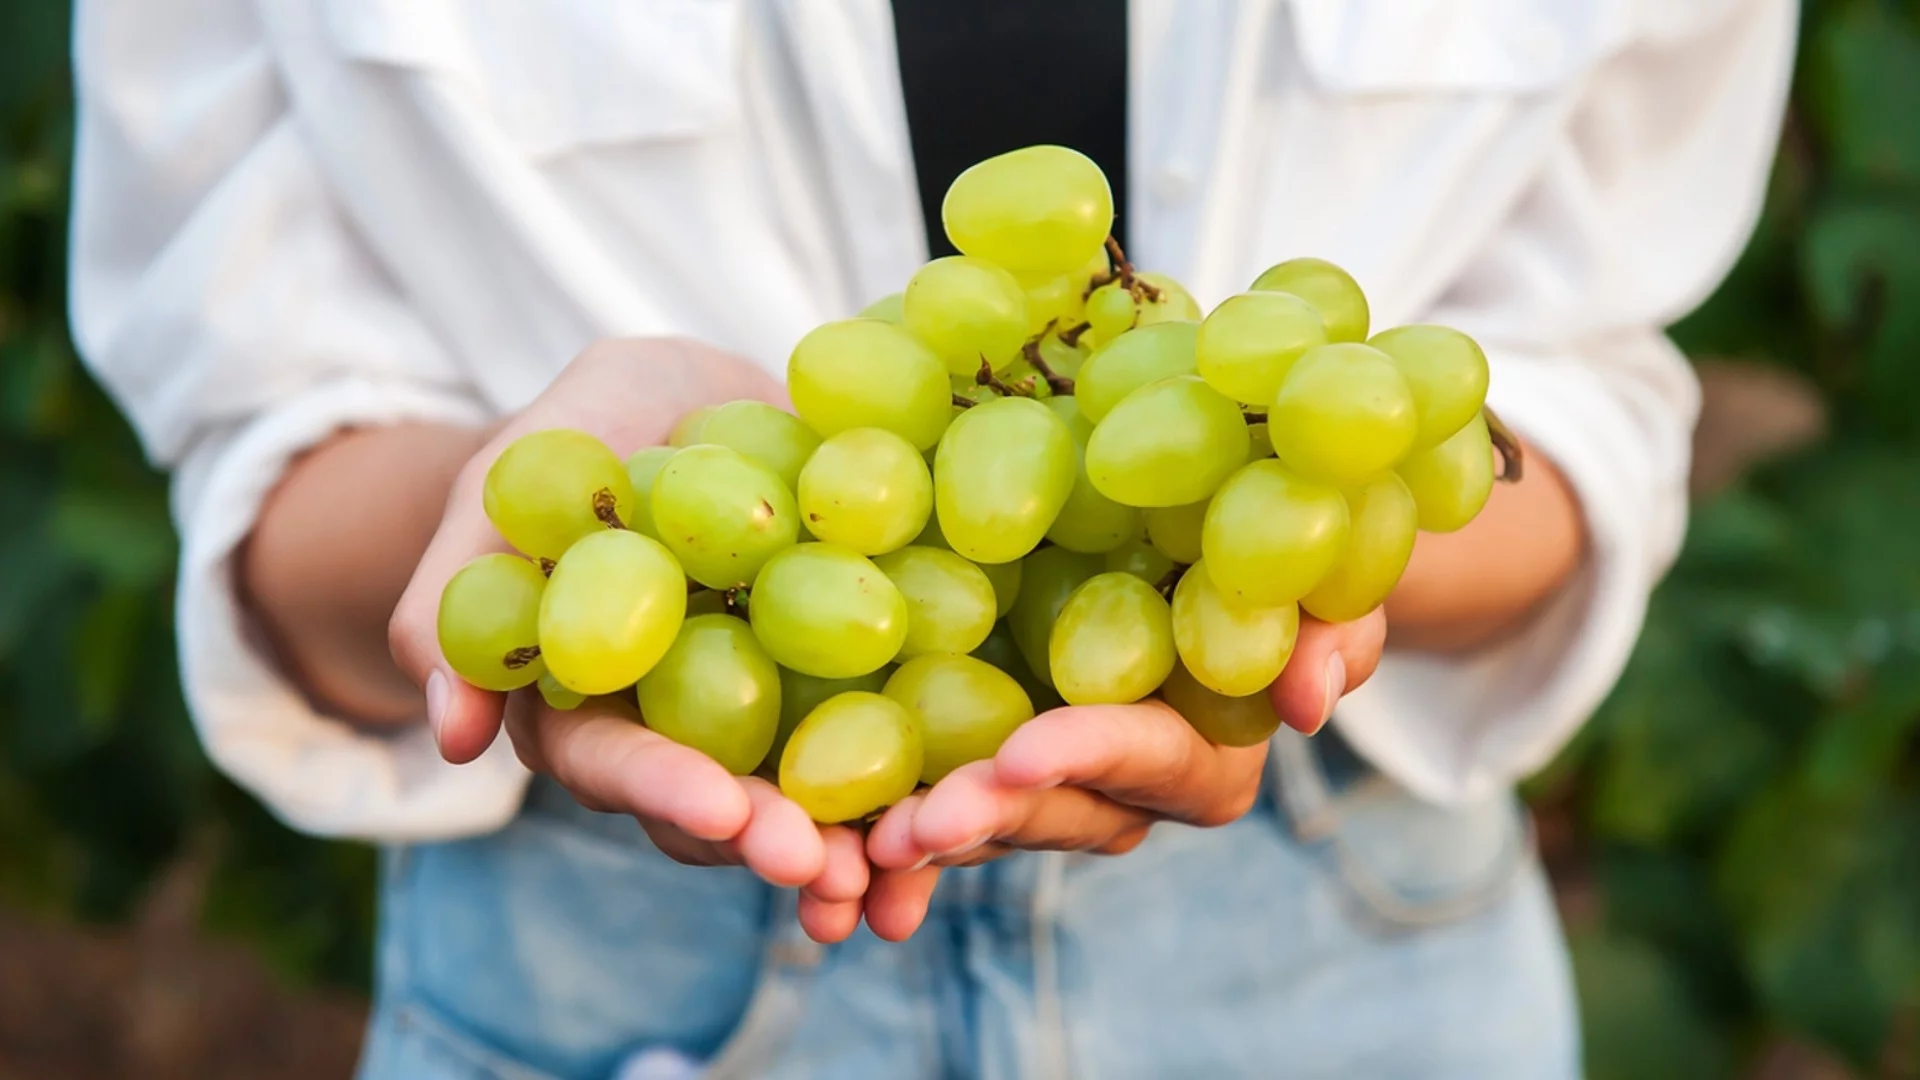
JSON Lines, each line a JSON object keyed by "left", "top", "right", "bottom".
{"left": 1268, "top": 608, "right": 1387, "bottom": 735}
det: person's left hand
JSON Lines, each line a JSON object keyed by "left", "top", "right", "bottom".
{"left": 859, "top": 609, "right": 1386, "bottom": 941}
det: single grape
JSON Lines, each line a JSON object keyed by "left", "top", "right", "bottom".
{"left": 1201, "top": 460, "right": 1349, "bottom": 608}
{"left": 695, "top": 400, "right": 822, "bottom": 491}
{"left": 1009, "top": 546, "right": 1103, "bottom": 686}
{"left": 749, "top": 543, "right": 908, "bottom": 678}
{"left": 536, "top": 672, "right": 585, "bottom": 711}
{"left": 859, "top": 292, "right": 905, "bottom": 323}
{"left": 1085, "top": 282, "right": 1138, "bottom": 342}
{"left": 1195, "top": 291, "right": 1327, "bottom": 405}
{"left": 437, "top": 553, "right": 546, "bottom": 691}
{"left": 651, "top": 445, "right": 799, "bottom": 590}
{"left": 1145, "top": 501, "right": 1208, "bottom": 565}
{"left": 1161, "top": 661, "right": 1283, "bottom": 748}
{"left": 873, "top": 546, "right": 998, "bottom": 659}
{"left": 1086, "top": 376, "right": 1250, "bottom": 507}
{"left": 1037, "top": 333, "right": 1090, "bottom": 381}
{"left": 913, "top": 514, "right": 1022, "bottom": 616}
{"left": 941, "top": 144, "right": 1114, "bottom": 277}
{"left": 1368, "top": 324, "right": 1491, "bottom": 452}
{"left": 772, "top": 666, "right": 891, "bottom": 767}
{"left": 1105, "top": 536, "right": 1175, "bottom": 584}
{"left": 1269, "top": 343, "right": 1418, "bottom": 484}
{"left": 905, "top": 256, "right": 1031, "bottom": 376}
{"left": 1043, "top": 394, "right": 1094, "bottom": 439}
{"left": 1047, "top": 399, "right": 1143, "bottom": 554}
{"left": 934, "top": 397, "right": 1076, "bottom": 564}
{"left": 971, "top": 620, "right": 1061, "bottom": 712}
{"left": 1301, "top": 473, "right": 1418, "bottom": 623}
{"left": 1250, "top": 257, "right": 1370, "bottom": 342}
{"left": 1074, "top": 321, "right": 1199, "bottom": 423}
{"left": 788, "top": 319, "right": 951, "bottom": 450}
{"left": 1246, "top": 421, "right": 1274, "bottom": 462}
{"left": 779, "top": 691, "right": 923, "bottom": 824}
{"left": 797, "top": 428, "right": 932, "bottom": 556}
{"left": 1021, "top": 253, "right": 1104, "bottom": 335}
{"left": 1049, "top": 572, "right": 1177, "bottom": 706}
{"left": 1136, "top": 272, "right": 1203, "bottom": 325}
{"left": 482, "top": 429, "right": 636, "bottom": 561}
{"left": 539, "top": 530, "right": 687, "bottom": 694}
{"left": 1397, "top": 411, "right": 1495, "bottom": 533}
{"left": 999, "top": 357, "right": 1055, "bottom": 399}
{"left": 622, "top": 447, "right": 675, "bottom": 539}
{"left": 637, "top": 613, "right": 781, "bottom": 775}
{"left": 1172, "top": 562, "right": 1300, "bottom": 697}
{"left": 669, "top": 406, "right": 716, "bottom": 447}
{"left": 886, "top": 654, "right": 1035, "bottom": 785}
{"left": 952, "top": 376, "right": 999, "bottom": 408}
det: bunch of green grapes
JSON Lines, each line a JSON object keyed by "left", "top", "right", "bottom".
{"left": 437, "top": 145, "right": 1515, "bottom": 825}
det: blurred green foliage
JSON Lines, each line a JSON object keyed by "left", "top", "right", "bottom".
{"left": 2, "top": 0, "right": 1917, "bottom": 1074}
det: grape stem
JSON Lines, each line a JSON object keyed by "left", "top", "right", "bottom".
{"left": 502, "top": 645, "right": 542, "bottom": 670}
{"left": 592, "top": 487, "right": 628, "bottom": 530}
{"left": 537, "top": 557, "right": 557, "bottom": 577}
{"left": 1242, "top": 411, "right": 1268, "bottom": 425}
{"left": 952, "top": 393, "right": 979, "bottom": 409}
{"left": 1153, "top": 564, "right": 1187, "bottom": 599}
{"left": 724, "top": 586, "right": 749, "bottom": 616}
{"left": 975, "top": 358, "right": 1032, "bottom": 398}
{"left": 1021, "top": 327, "right": 1077, "bottom": 395}
{"left": 1059, "top": 321, "right": 1093, "bottom": 348}
{"left": 1088, "top": 236, "right": 1163, "bottom": 304}
{"left": 1483, "top": 406, "right": 1525, "bottom": 483}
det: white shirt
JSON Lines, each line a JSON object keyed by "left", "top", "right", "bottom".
{"left": 69, "top": 0, "right": 1797, "bottom": 842}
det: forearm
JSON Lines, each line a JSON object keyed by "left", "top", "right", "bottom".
{"left": 239, "top": 421, "right": 490, "bottom": 725}
{"left": 1384, "top": 440, "right": 1586, "bottom": 652}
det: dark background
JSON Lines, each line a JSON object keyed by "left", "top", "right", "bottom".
{"left": 2, "top": 3, "right": 1917, "bottom": 1077}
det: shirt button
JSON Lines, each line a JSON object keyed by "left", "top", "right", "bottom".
{"left": 1154, "top": 160, "right": 1197, "bottom": 203}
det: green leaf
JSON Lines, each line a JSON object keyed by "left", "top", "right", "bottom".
{"left": 1807, "top": 5, "right": 1920, "bottom": 188}
{"left": 1801, "top": 199, "right": 1920, "bottom": 432}
{"left": 47, "top": 485, "right": 176, "bottom": 590}
{"left": 1571, "top": 929, "right": 1737, "bottom": 1080}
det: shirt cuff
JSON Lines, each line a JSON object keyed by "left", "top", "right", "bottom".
{"left": 173, "top": 375, "right": 532, "bottom": 842}
{"left": 1332, "top": 338, "right": 1695, "bottom": 806}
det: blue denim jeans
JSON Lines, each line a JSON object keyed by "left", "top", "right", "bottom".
{"left": 356, "top": 729, "right": 1579, "bottom": 1079}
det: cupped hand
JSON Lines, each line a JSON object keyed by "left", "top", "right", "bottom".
{"left": 860, "top": 609, "right": 1386, "bottom": 941}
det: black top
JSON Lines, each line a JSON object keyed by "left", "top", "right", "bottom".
{"left": 889, "top": 0, "right": 1129, "bottom": 260}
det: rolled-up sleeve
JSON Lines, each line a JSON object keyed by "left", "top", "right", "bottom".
{"left": 1334, "top": 0, "right": 1799, "bottom": 805}
{"left": 69, "top": 0, "right": 530, "bottom": 841}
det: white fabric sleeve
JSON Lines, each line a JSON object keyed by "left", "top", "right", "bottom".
{"left": 69, "top": 0, "right": 530, "bottom": 841}
{"left": 1332, "top": 0, "right": 1799, "bottom": 805}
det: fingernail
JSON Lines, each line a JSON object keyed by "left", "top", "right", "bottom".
{"left": 908, "top": 853, "right": 935, "bottom": 872}
{"left": 426, "top": 670, "right": 449, "bottom": 744}
{"left": 936, "top": 830, "right": 992, "bottom": 859}
{"left": 1316, "top": 653, "right": 1347, "bottom": 733}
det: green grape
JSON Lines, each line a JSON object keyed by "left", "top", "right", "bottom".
{"left": 788, "top": 319, "right": 951, "bottom": 450}
{"left": 1074, "top": 321, "right": 1199, "bottom": 423}
{"left": 622, "top": 447, "right": 675, "bottom": 539}
{"left": 696, "top": 400, "right": 822, "bottom": 491}
{"left": 637, "top": 613, "right": 781, "bottom": 775}
{"left": 651, "top": 445, "right": 799, "bottom": 589}
{"left": 1104, "top": 536, "right": 1176, "bottom": 584}
{"left": 873, "top": 546, "right": 997, "bottom": 659}
{"left": 669, "top": 406, "right": 716, "bottom": 447}
{"left": 1048, "top": 572, "right": 1177, "bottom": 706}
{"left": 1043, "top": 394, "right": 1093, "bottom": 439}
{"left": 1047, "top": 398, "right": 1142, "bottom": 554}
{"left": 1021, "top": 251, "right": 1105, "bottom": 334}
{"left": 886, "top": 654, "right": 1035, "bottom": 784}
{"left": 904, "top": 256, "right": 1031, "bottom": 376}
{"left": 941, "top": 144, "right": 1114, "bottom": 277}
{"left": 1136, "top": 272, "right": 1203, "bottom": 325}
{"left": 1085, "top": 282, "right": 1138, "bottom": 342}
{"left": 1246, "top": 421, "right": 1274, "bottom": 462}
{"left": 1201, "top": 460, "right": 1350, "bottom": 608}
{"left": 772, "top": 666, "right": 890, "bottom": 767}
{"left": 951, "top": 375, "right": 998, "bottom": 408}
{"left": 1161, "top": 661, "right": 1282, "bottom": 748}
{"left": 999, "top": 358, "right": 1055, "bottom": 399}
{"left": 482, "top": 429, "right": 636, "bottom": 561}
{"left": 1397, "top": 411, "right": 1494, "bottom": 533}
{"left": 911, "top": 515, "right": 1022, "bottom": 616}
{"left": 749, "top": 543, "right": 908, "bottom": 678}
{"left": 971, "top": 619, "right": 1059, "bottom": 711}
{"left": 536, "top": 672, "right": 585, "bottom": 711}
{"left": 1009, "top": 546, "right": 1103, "bottom": 686}
{"left": 1037, "top": 332, "right": 1090, "bottom": 380}
{"left": 1270, "top": 343, "right": 1418, "bottom": 484}
{"left": 933, "top": 397, "right": 1076, "bottom": 564}
{"left": 797, "top": 428, "right": 931, "bottom": 556}
{"left": 1195, "top": 291, "right": 1327, "bottom": 405}
{"left": 1144, "top": 501, "right": 1207, "bottom": 564}
{"left": 1250, "top": 257, "right": 1370, "bottom": 342}
{"left": 539, "top": 530, "right": 687, "bottom": 694}
{"left": 1086, "top": 376, "right": 1250, "bottom": 507}
{"left": 859, "top": 292, "right": 905, "bottom": 323}
{"left": 1368, "top": 324, "right": 1491, "bottom": 452}
{"left": 1172, "top": 562, "right": 1299, "bottom": 696}
{"left": 437, "top": 553, "right": 546, "bottom": 691}
{"left": 779, "top": 691, "right": 924, "bottom": 823}
{"left": 1301, "top": 473, "right": 1418, "bottom": 623}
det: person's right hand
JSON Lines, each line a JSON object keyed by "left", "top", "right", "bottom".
{"left": 387, "top": 338, "right": 870, "bottom": 943}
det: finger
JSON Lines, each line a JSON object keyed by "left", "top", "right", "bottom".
{"left": 992, "top": 702, "right": 1266, "bottom": 826}
{"left": 731, "top": 778, "right": 827, "bottom": 888}
{"left": 802, "top": 825, "right": 872, "bottom": 903}
{"left": 639, "top": 819, "right": 733, "bottom": 868}
{"left": 911, "top": 760, "right": 1154, "bottom": 858}
{"left": 866, "top": 793, "right": 928, "bottom": 870}
{"left": 864, "top": 866, "right": 943, "bottom": 943}
{"left": 1269, "top": 608, "right": 1388, "bottom": 735}
{"left": 526, "top": 700, "right": 752, "bottom": 842}
{"left": 797, "top": 893, "right": 864, "bottom": 945}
